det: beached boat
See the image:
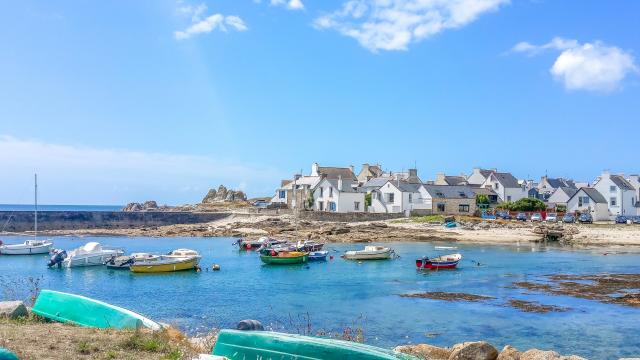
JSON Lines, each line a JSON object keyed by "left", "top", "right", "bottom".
{"left": 260, "top": 250, "right": 308, "bottom": 265}
{"left": 32, "top": 289, "right": 161, "bottom": 330}
{"left": 212, "top": 329, "right": 417, "bottom": 360}
{"left": 49, "top": 242, "right": 123, "bottom": 268}
{"left": 308, "top": 250, "right": 329, "bottom": 261}
{"left": 105, "top": 253, "right": 157, "bottom": 269}
{"left": 0, "top": 348, "right": 19, "bottom": 360}
{"left": 344, "top": 246, "right": 393, "bottom": 260}
{"left": 415, "top": 253, "right": 462, "bottom": 270}
{"left": 130, "top": 250, "right": 201, "bottom": 273}
{"left": 0, "top": 239, "right": 53, "bottom": 255}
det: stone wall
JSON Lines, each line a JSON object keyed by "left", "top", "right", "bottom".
{"left": 0, "top": 211, "right": 230, "bottom": 232}
{"left": 296, "top": 211, "right": 404, "bottom": 222}
{"left": 430, "top": 198, "right": 477, "bottom": 216}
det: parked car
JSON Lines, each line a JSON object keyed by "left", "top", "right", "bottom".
{"left": 578, "top": 213, "right": 593, "bottom": 224}
{"left": 530, "top": 213, "right": 543, "bottom": 222}
{"left": 516, "top": 212, "right": 528, "bottom": 221}
{"left": 546, "top": 213, "right": 558, "bottom": 222}
{"left": 496, "top": 211, "right": 512, "bottom": 220}
{"left": 562, "top": 213, "right": 575, "bottom": 223}
{"left": 252, "top": 200, "right": 270, "bottom": 208}
{"left": 615, "top": 215, "right": 628, "bottom": 224}
{"left": 632, "top": 216, "right": 640, "bottom": 224}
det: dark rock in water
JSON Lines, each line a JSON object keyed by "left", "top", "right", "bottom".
{"left": 236, "top": 319, "right": 264, "bottom": 331}
{"left": 400, "top": 292, "right": 494, "bottom": 302}
{"left": 0, "top": 301, "right": 28, "bottom": 319}
{"left": 497, "top": 345, "right": 521, "bottom": 360}
{"left": 507, "top": 300, "right": 569, "bottom": 313}
{"left": 450, "top": 341, "right": 498, "bottom": 360}
{"left": 394, "top": 343, "right": 451, "bottom": 360}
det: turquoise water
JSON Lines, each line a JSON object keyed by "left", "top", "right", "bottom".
{"left": 1, "top": 236, "right": 639, "bottom": 359}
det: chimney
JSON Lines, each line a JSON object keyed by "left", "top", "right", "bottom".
{"left": 349, "top": 165, "right": 355, "bottom": 174}
{"left": 311, "top": 162, "right": 319, "bottom": 176}
{"left": 338, "top": 175, "right": 343, "bottom": 191}
{"left": 409, "top": 168, "right": 417, "bottom": 177}
{"left": 436, "top": 172, "right": 446, "bottom": 183}
{"left": 294, "top": 174, "right": 302, "bottom": 181}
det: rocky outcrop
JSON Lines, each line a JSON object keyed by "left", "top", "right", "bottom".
{"left": 497, "top": 346, "right": 521, "bottom": 360}
{"left": 202, "top": 185, "right": 247, "bottom": 204}
{"left": 0, "top": 301, "right": 28, "bottom": 319}
{"left": 520, "top": 349, "right": 586, "bottom": 360}
{"left": 122, "top": 201, "right": 164, "bottom": 212}
{"left": 394, "top": 344, "right": 451, "bottom": 359}
{"left": 449, "top": 341, "right": 499, "bottom": 360}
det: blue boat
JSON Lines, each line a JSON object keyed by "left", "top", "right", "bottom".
{"left": 308, "top": 251, "right": 329, "bottom": 261}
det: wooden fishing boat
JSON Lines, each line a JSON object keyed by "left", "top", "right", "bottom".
{"left": 130, "top": 255, "right": 200, "bottom": 273}
{"left": 415, "top": 253, "right": 462, "bottom": 270}
{"left": 308, "top": 250, "right": 329, "bottom": 261}
{"left": 212, "top": 329, "right": 417, "bottom": 359}
{"left": 31, "top": 290, "right": 161, "bottom": 330}
{"left": 344, "top": 246, "right": 392, "bottom": 260}
{"left": 260, "top": 250, "right": 308, "bottom": 265}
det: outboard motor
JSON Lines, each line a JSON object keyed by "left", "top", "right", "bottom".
{"left": 47, "top": 249, "right": 67, "bottom": 268}
{"left": 236, "top": 319, "right": 264, "bottom": 331}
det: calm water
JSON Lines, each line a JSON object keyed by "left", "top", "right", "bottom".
{"left": 0, "top": 204, "right": 122, "bottom": 212}
{"left": 1, "top": 236, "right": 639, "bottom": 359}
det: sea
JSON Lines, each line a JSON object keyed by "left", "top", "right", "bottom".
{"left": 0, "top": 204, "right": 122, "bottom": 212}
{"left": 0, "top": 236, "right": 639, "bottom": 359}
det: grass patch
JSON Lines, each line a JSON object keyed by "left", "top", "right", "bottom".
{"left": 409, "top": 215, "right": 445, "bottom": 223}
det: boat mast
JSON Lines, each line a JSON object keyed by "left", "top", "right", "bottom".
{"left": 34, "top": 173, "right": 37, "bottom": 240}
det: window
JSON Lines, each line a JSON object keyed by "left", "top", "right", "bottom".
{"left": 318, "top": 201, "right": 324, "bottom": 211}
{"left": 583, "top": 197, "right": 590, "bottom": 204}
{"left": 459, "top": 204, "right": 470, "bottom": 212}
{"left": 610, "top": 185, "right": 617, "bottom": 192}
{"left": 408, "top": 194, "right": 413, "bottom": 203}
{"left": 437, "top": 203, "right": 445, "bottom": 212}
{"left": 278, "top": 190, "right": 286, "bottom": 199}
{"left": 579, "top": 196, "right": 590, "bottom": 207}
{"left": 354, "top": 202, "right": 360, "bottom": 211}
{"left": 610, "top": 197, "right": 617, "bottom": 206}
{"left": 495, "top": 183, "right": 500, "bottom": 190}
{"left": 320, "top": 187, "right": 324, "bottom": 197}
{"left": 387, "top": 193, "right": 395, "bottom": 203}
{"left": 507, "top": 196, "right": 512, "bottom": 202}
{"left": 329, "top": 187, "right": 333, "bottom": 197}
{"left": 329, "top": 202, "right": 336, "bottom": 212}
{"left": 459, "top": 191, "right": 467, "bottom": 198}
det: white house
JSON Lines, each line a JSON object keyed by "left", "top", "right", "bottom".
{"left": 271, "top": 175, "right": 321, "bottom": 209}
{"left": 467, "top": 168, "right": 496, "bottom": 186}
{"left": 480, "top": 172, "right": 528, "bottom": 203}
{"left": 547, "top": 187, "right": 578, "bottom": 207}
{"left": 626, "top": 174, "right": 640, "bottom": 215}
{"left": 593, "top": 171, "right": 636, "bottom": 218}
{"left": 567, "top": 188, "right": 609, "bottom": 221}
{"left": 368, "top": 180, "right": 430, "bottom": 214}
{"left": 312, "top": 176, "right": 364, "bottom": 213}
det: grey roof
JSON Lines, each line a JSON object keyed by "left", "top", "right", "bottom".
{"left": 424, "top": 185, "right": 475, "bottom": 199}
{"left": 323, "top": 178, "right": 358, "bottom": 193}
{"left": 318, "top": 167, "right": 356, "bottom": 181}
{"left": 397, "top": 182, "right": 422, "bottom": 193}
{"left": 361, "top": 177, "right": 392, "bottom": 189}
{"left": 558, "top": 187, "right": 578, "bottom": 198}
{"left": 470, "top": 187, "right": 498, "bottom": 196}
{"left": 546, "top": 178, "right": 577, "bottom": 189}
{"left": 611, "top": 175, "right": 635, "bottom": 191}
{"left": 570, "top": 187, "right": 607, "bottom": 204}
{"left": 491, "top": 172, "right": 521, "bottom": 188}
{"left": 443, "top": 176, "right": 467, "bottom": 186}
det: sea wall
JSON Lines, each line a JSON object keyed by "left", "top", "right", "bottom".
{"left": 0, "top": 211, "right": 230, "bottom": 232}
{"left": 296, "top": 211, "right": 404, "bottom": 222}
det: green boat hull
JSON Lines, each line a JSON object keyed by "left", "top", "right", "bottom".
{"left": 0, "top": 348, "right": 19, "bottom": 360}
{"left": 32, "top": 290, "right": 161, "bottom": 330}
{"left": 260, "top": 254, "right": 308, "bottom": 264}
{"left": 212, "top": 330, "right": 418, "bottom": 360}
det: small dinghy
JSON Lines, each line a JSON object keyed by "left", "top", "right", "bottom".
{"left": 344, "top": 246, "right": 393, "bottom": 260}
{"left": 237, "top": 236, "right": 285, "bottom": 250}
{"left": 308, "top": 251, "right": 328, "bottom": 261}
{"left": 292, "top": 240, "right": 324, "bottom": 252}
{"left": 260, "top": 250, "right": 308, "bottom": 265}
{"left": 415, "top": 253, "right": 462, "bottom": 270}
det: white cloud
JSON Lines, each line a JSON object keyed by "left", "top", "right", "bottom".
{"left": 313, "top": 0, "right": 509, "bottom": 52}
{"left": 269, "top": 0, "right": 305, "bottom": 10}
{"left": 175, "top": 13, "right": 248, "bottom": 40}
{"left": 0, "top": 136, "right": 281, "bottom": 205}
{"left": 511, "top": 37, "right": 638, "bottom": 92}
{"left": 177, "top": 2, "right": 208, "bottom": 22}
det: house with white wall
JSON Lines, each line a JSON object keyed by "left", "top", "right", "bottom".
{"left": 480, "top": 172, "right": 527, "bottom": 203}
{"left": 312, "top": 176, "right": 364, "bottom": 213}
{"left": 537, "top": 176, "right": 577, "bottom": 200}
{"left": 547, "top": 187, "right": 578, "bottom": 207}
{"left": 593, "top": 171, "right": 636, "bottom": 218}
{"left": 467, "top": 168, "right": 496, "bottom": 186}
{"left": 368, "top": 180, "right": 430, "bottom": 214}
{"left": 627, "top": 174, "right": 640, "bottom": 215}
{"left": 567, "top": 188, "right": 610, "bottom": 221}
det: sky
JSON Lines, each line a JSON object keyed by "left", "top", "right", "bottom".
{"left": 1, "top": 0, "right": 639, "bottom": 205}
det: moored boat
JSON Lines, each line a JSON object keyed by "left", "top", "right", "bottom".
{"left": 130, "top": 255, "right": 200, "bottom": 273}
{"left": 237, "top": 236, "right": 285, "bottom": 250}
{"left": 260, "top": 250, "right": 308, "bottom": 265}
{"left": 32, "top": 289, "right": 161, "bottom": 330}
{"left": 415, "top": 253, "right": 462, "bottom": 270}
{"left": 0, "top": 239, "right": 53, "bottom": 255}
{"left": 49, "top": 242, "right": 124, "bottom": 268}
{"left": 293, "top": 240, "right": 324, "bottom": 252}
{"left": 105, "top": 253, "right": 157, "bottom": 269}
{"left": 344, "top": 246, "right": 393, "bottom": 260}
{"left": 308, "top": 250, "right": 329, "bottom": 261}
{"left": 212, "top": 329, "right": 417, "bottom": 359}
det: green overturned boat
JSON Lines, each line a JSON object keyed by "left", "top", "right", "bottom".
{"left": 32, "top": 290, "right": 161, "bottom": 330}
{"left": 212, "top": 330, "right": 418, "bottom": 360}
{"left": 0, "top": 348, "right": 19, "bottom": 360}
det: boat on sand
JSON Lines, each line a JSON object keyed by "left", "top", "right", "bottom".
{"left": 344, "top": 246, "right": 393, "bottom": 260}
{"left": 415, "top": 253, "right": 462, "bottom": 270}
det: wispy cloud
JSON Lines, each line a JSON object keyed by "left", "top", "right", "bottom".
{"left": 0, "top": 136, "right": 280, "bottom": 204}
{"left": 511, "top": 37, "right": 638, "bottom": 92}
{"left": 314, "top": 0, "right": 509, "bottom": 52}
{"left": 174, "top": 2, "right": 248, "bottom": 40}
{"left": 270, "top": 0, "right": 305, "bottom": 10}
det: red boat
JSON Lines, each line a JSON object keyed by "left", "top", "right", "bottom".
{"left": 416, "top": 253, "right": 462, "bottom": 270}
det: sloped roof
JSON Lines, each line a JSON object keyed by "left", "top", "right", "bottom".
{"left": 318, "top": 167, "right": 356, "bottom": 181}
{"left": 545, "top": 178, "right": 577, "bottom": 189}
{"left": 470, "top": 187, "right": 498, "bottom": 196}
{"left": 361, "top": 176, "right": 392, "bottom": 189}
{"left": 491, "top": 172, "right": 520, "bottom": 188}
{"left": 570, "top": 187, "right": 607, "bottom": 204}
{"left": 317, "top": 178, "right": 358, "bottom": 193}
{"left": 424, "top": 185, "right": 475, "bottom": 199}
{"left": 610, "top": 175, "right": 635, "bottom": 191}
{"left": 397, "top": 182, "right": 422, "bottom": 193}
{"left": 558, "top": 187, "right": 578, "bottom": 198}
{"left": 443, "top": 176, "right": 467, "bottom": 186}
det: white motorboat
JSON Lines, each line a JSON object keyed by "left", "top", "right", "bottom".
{"left": 59, "top": 242, "right": 124, "bottom": 268}
{"left": 0, "top": 174, "right": 53, "bottom": 255}
{"left": 343, "top": 246, "right": 393, "bottom": 260}
{"left": 0, "top": 239, "right": 53, "bottom": 255}
{"left": 104, "top": 252, "right": 158, "bottom": 269}
{"left": 165, "top": 248, "right": 202, "bottom": 264}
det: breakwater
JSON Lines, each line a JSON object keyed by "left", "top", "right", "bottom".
{"left": 0, "top": 211, "right": 229, "bottom": 232}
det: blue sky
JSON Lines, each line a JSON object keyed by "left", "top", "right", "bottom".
{"left": 1, "top": 0, "right": 639, "bottom": 205}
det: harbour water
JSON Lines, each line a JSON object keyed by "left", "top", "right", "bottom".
{"left": 1, "top": 235, "right": 639, "bottom": 359}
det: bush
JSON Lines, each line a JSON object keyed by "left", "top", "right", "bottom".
{"left": 498, "top": 198, "right": 546, "bottom": 211}
{"left": 476, "top": 194, "right": 490, "bottom": 205}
